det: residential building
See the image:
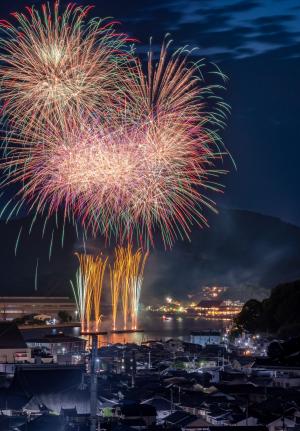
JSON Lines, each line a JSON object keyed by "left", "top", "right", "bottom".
{"left": 0, "top": 322, "right": 31, "bottom": 364}
{"left": 190, "top": 330, "right": 221, "bottom": 346}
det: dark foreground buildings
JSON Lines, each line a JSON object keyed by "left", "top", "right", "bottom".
{"left": 1, "top": 322, "right": 300, "bottom": 430}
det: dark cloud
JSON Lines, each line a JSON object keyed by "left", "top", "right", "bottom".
{"left": 174, "top": 14, "right": 231, "bottom": 42}
{"left": 252, "top": 14, "right": 295, "bottom": 25}
{"left": 247, "top": 15, "right": 299, "bottom": 48}
{"left": 252, "top": 31, "right": 298, "bottom": 46}
{"left": 195, "top": 26, "right": 254, "bottom": 49}
{"left": 236, "top": 47, "right": 256, "bottom": 55}
{"left": 167, "top": 19, "right": 256, "bottom": 53}
{"left": 256, "top": 23, "right": 290, "bottom": 33}
{"left": 203, "top": 0, "right": 260, "bottom": 15}
{"left": 246, "top": 40, "right": 300, "bottom": 59}
{"left": 0, "top": 1, "right": 299, "bottom": 59}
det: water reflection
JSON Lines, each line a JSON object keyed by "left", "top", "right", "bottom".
{"left": 22, "top": 314, "right": 226, "bottom": 346}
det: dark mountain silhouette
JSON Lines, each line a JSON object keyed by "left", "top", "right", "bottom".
{"left": 0, "top": 208, "right": 299, "bottom": 301}
{"left": 143, "top": 209, "right": 300, "bottom": 302}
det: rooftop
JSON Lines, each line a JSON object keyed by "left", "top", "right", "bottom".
{"left": 27, "top": 333, "right": 85, "bottom": 344}
{"left": 0, "top": 321, "right": 27, "bottom": 349}
{"left": 165, "top": 411, "right": 197, "bottom": 426}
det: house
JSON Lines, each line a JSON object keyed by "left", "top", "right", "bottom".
{"left": 0, "top": 414, "right": 27, "bottom": 430}
{"left": 209, "top": 427, "right": 267, "bottom": 431}
{"left": 190, "top": 331, "right": 221, "bottom": 347}
{"left": 216, "top": 383, "right": 267, "bottom": 404}
{"left": 182, "top": 417, "right": 211, "bottom": 431}
{"left": 0, "top": 322, "right": 31, "bottom": 364}
{"left": 60, "top": 407, "right": 90, "bottom": 429}
{"left": 112, "top": 425, "right": 136, "bottom": 431}
{"left": 180, "top": 393, "right": 206, "bottom": 416}
{"left": 164, "top": 410, "right": 197, "bottom": 427}
{"left": 142, "top": 396, "right": 173, "bottom": 421}
{"left": 272, "top": 372, "right": 300, "bottom": 388}
{"left": 164, "top": 339, "right": 185, "bottom": 353}
{"left": 249, "top": 396, "right": 297, "bottom": 425}
{"left": 9, "top": 365, "right": 90, "bottom": 415}
{"left": 267, "top": 417, "right": 296, "bottom": 431}
{"left": 115, "top": 403, "right": 156, "bottom": 426}
{"left": 0, "top": 387, "right": 30, "bottom": 416}
{"left": 234, "top": 417, "right": 259, "bottom": 426}
{"left": 205, "top": 407, "right": 232, "bottom": 425}
{"left": 18, "top": 414, "right": 65, "bottom": 431}
{"left": 26, "top": 332, "right": 86, "bottom": 356}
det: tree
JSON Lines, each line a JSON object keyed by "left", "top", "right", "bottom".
{"left": 233, "top": 279, "right": 300, "bottom": 336}
{"left": 58, "top": 310, "right": 72, "bottom": 323}
{"left": 234, "top": 299, "right": 263, "bottom": 333}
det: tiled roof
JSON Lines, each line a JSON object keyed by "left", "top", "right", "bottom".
{"left": 165, "top": 410, "right": 196, "bottom": 425}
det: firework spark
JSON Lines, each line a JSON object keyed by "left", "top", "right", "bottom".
{"left": 130, "top": 251, "right": 148, "bottom": 330}
{"left": 110, "top": 244, "right": 148, "bottom": 330}
{"left": 0, "top": 1, "right": 131, "bottom": 132}
{"left": 71, "top": 253, "right": 108, "bottom": 333}
{"left": 109, "top": 247, "right": 124, "bottom": 331}
{"left": 2, "top": 40, "right": 230, "bottom": 247}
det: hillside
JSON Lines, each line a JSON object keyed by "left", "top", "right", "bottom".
{"left": 234, "top": 280, "right": 300, "bottom": 336}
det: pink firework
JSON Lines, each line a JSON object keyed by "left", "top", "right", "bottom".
{"left": 2, "top": 41, "right": 230, "bottom": 247}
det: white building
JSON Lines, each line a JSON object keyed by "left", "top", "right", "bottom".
{"left": 190, "top": 330, "right": 221, "bottom": 346}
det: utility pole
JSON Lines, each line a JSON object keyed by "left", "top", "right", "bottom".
{"left": 131, "top": 350, "right": 136, "bottom": 388}
{"left": 170, "top": 387, "right": 174, "bottom": 412}
{"left": 148, "top": 351, "right": 151, "bottom": 369}
{"left": 81, "top": 330, "right": 107, "bottom": 431}
{"left": 90, "top": 333, "right": 98, "bottom": 431}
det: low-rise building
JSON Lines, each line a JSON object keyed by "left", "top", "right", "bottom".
{"left": 26, "top": 332, "right": 86, "bottom": 356}
{"left": 190, "top": 330, "right": 222, "bottom": 346}
{"left": 0, "top": 322, "right": 31, "bottom": 364}
{"left": 114, "top": 403, "right": 157, "bottom": 426}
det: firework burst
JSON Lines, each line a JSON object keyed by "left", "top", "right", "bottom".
{"left": 2, "top": 40, "right": 230, "bottom": 247}
{"left": 0, "top": 1, "right": 131, "bottom": 132}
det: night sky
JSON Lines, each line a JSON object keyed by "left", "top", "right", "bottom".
{"left": 0, "top": 0, "right": 299, "bottom": 227}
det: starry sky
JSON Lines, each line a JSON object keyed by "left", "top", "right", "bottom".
{"left": 0, "top": 0, "right": 299, "bottom": 226}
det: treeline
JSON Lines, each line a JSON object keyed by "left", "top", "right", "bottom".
{"left": 233, "top": 280, "right": 300, "bottom": 337}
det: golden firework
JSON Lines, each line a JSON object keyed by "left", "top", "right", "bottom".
{"left": 72, "top": 253, "right": 108, "bottom": 333}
